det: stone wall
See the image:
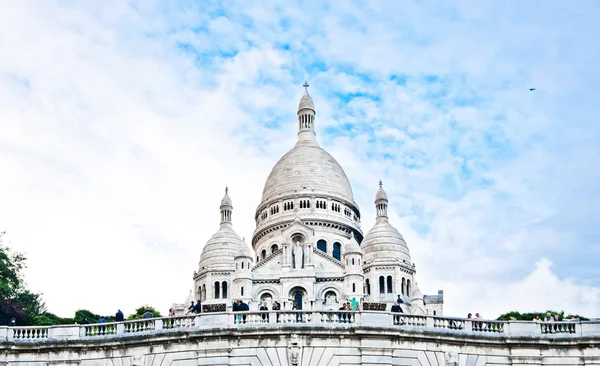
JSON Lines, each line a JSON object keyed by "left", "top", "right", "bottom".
{"left": 2, "top": 311, "right": 600, "bottom": 366}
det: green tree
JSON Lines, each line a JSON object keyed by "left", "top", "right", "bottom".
{"left": 497, "top": 310, "right": 588, "bottom": 321}
{"left": 127, "top": 305, "right": 162, "bottom": 320}
{"left": 0, "top": 231, "right": 46, "bottom": 325}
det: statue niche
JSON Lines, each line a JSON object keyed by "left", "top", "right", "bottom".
{"left": 291, "top": 234, "right": 305, "bottom": 269}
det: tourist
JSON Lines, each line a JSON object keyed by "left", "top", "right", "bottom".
{"left": 396, "top": 294, "right": 404, "bottom": 306}
{"left": 193, "top": 300, "right": 202, "bottom": 314}
{"left": 233, "top": 300, "right": 241, "bottom": 324}
{"left": 8, "top": 318, "right": 16, "bottom": 326}
{"left": 260, "top": 301, "right": 269, "bottom": 322}
{"left": 391, "top": 301, "right": 403, "bottom": 314}
{"left": 544, "top": 312, "right": 553, "bottom": 322}
{"left": 143, "top": 311, "right": 153, "bottom": 319}
{"left": 272, "top": 301, "right": 281, "bottom": 323}
{"left": 467, "top": 313, "right": 472, "bottom": 319}
{"left": 80, "top": 318, "right": 90, "bottom": 325}
{"left": 239, "top": 300, "right": 249, "bottom": 324}
{"left": 186, "top": 301, "right": 195, "bottom": 315}
{"left": 115, "top": 309, "right": 124, "bottom": 322}
{"left": 98, "top": 317, "right": 106, "bottom": 323}
{"left": 533, "top": 315, "right": 541, "bottom": 322}
{"left": 168, "top": 308, "right": 175, "bottom": 317}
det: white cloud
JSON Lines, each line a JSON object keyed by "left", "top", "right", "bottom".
{"left": 0, "top": 0, "right": 599, "bottom": 319}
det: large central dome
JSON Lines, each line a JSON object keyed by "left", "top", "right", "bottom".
{"left": 260, "top": 138, "right": 355, "bottom": 204}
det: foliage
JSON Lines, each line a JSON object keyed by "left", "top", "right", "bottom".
{"left": 127, "top": 305, "right": 162, "bottom": 320}
{"left": 74, "top": 309, "right": 115, "bottom": 323}
{"left": 0, "top": 232, "right": 46, "bottom": 325}
{"left": 497, "top": 310, "right": 589, "bottom": 321}
{"left": 33, "top": 312, "right": 74, "bottom": 326}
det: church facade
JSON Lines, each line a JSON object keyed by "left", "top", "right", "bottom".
{"left": 189, "top": 85, "right": 443, "bottom": 315}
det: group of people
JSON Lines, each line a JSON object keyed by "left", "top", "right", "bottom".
{"left": 391, "top": 294, "right": 405, "bottom": 313}
{"left": 534, "top": 313, "right": 580, "bottom": 322}
{"left": 186, "top": 300, "right": 202, "bottom": 314}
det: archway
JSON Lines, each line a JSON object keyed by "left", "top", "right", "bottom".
{"left": 288, "top": 286, "right": 307, "bottom": 310}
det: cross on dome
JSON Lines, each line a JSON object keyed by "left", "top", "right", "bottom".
{"left": 303, "top": 80, "right": 309, "bottom": 92}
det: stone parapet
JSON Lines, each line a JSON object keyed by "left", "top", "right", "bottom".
{"left": 1, "top": 313, "right": 600, "bottom": 365}
{"left": 1, "top": 312, "right": 599, "bottom": 343}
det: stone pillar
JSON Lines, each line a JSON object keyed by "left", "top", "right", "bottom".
{"left": 282, "top": 242, "right": 290, "bottom": 271}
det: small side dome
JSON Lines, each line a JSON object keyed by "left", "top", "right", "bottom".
{"left": 362, "top": 182, "right": 411, "bottom": 264}
{"left": 235, "top": 237, "right": 254, "bottom": 259}
{"left": 198, "top": 188, "right": 243, "bottom": 271}
{"left": 344, "top": 232, "right": 361, "bottom": 255}
{"left": 185, "top": 290, "right": 194, "bottom": 304}
{"left": 199, "top": 224, "right": 243, "bottom": 270}
{"left": 410, "top": 282, "right": 424, "bottom": 302}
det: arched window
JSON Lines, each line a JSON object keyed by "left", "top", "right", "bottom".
{"left": 352, "top": 283, "right": 356, "bottom": 293}
{"left": 352, "top": 258, "right": 355, "bottom": 265}
{"left": 202, "top": 284, "right": 206, "bottom": 301}
{"left": 271, "top": 244, "right": 279, "bottom": 253}
{"left": 222, "top": 281, "right": 228, "bottom": 298}
{"left": 407, "top": 279, "right": 411, "bottom": 297}
{"left": 261, "top": 249, "right": 267, "bottom": 260}
{"left": 214, "top": 281, "right": 220, "bottom": 299}
{"left": 379, "top": 276, "right": 385, "bottom": 294}
{"left": 241, "top": 286, "right": 244, "bottom": 296}
{"left": 241, "top": 262, "right": 244, "bottom": 269}
{"left": 317, "top": 239, "right": 327, "bottom": 253}
{"left": 333, "top": 242, "right": 341, "bottom": 260}
{"left": 387, "top": 275, "right": 393, "bottom": 293}
{"left": 365, "top": 279, "right": 371, "bottom": 295}
{"left": 402, "top": 277, "right": 406, "bottom": 296}
{"left": 433, "top": 310, "right": 437, "bottom": 316}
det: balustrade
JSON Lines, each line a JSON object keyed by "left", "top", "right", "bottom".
{"left": 393, "top": 314, "right": 427, "bottom": 327}
{"left": 10, "top": 327, "right": 48, "bottom": 340}
{"left": 541, "top": 321, "right": 577, "bottom": 334}
{"left": 162, "top": 315, "right": 196, "bottom": 329}
{"left": 1, "top": 314, "right": 597, "bottom": 343}
{"left": 433, "top": 317, "right": 465, "bottom": 330}
{"left": 123, "top": 319, "right": 155, "bottom": 334}
{"left": 82, "top": 323, "right": 117, "bottom": 337}
{"left": 472, "top": 319, "right": 505, "bottom": 333}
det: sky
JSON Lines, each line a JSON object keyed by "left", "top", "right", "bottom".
{"left": 1, "top": 0, "right": 599, "bottom": 319}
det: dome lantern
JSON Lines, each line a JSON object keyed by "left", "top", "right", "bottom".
{"left": 220, "top": 187, "right": 233, "bottom": 225}
{"left": 375, "top": 180, "right": 388, "bottom": 221}
{"left": 297, "top": 81, "right": 316, "bottom": 139}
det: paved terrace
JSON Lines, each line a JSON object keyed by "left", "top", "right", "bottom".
{"left": 2, "top": 311, "right": 600, "bottom": 342}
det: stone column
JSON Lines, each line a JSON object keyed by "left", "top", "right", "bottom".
{"left": 282, "top": 242, "right": 290, "bottom": 271}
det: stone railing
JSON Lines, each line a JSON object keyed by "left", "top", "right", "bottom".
{"left": 1, "top": 312, "right": 599, "bottom": 342}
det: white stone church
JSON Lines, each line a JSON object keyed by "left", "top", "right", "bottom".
{"left": 178, "top": 84, "right": 443, "bottom": 315}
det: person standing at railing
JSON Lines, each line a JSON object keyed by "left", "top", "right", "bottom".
{"left": 168, "top": 308, "right": 175, "bottom": 317}
{"left": 116, "top": 309, "right": 124, "bottom": 322}
{"left": 239, "top": 300, "right": 249, "bottom": 323}
{"left": 391, "top": 301, "right": 402, "bottom": 325}
{"left": 544, "top": 312, "right": 553, "bottom": 322}
{"left": 260, "top": 302, "right": 269, "bottom": 322}
{"left": 533, "top": 315, "right": 541, "bottom": 322}
{"left": 272, "top": 301, "right": 281, "bottom": 323}
{"left": 8, "top": 318, "right": 16, "bottom": 326}
{"left": 391, "top": 301, "right": 403, "bottom": 314}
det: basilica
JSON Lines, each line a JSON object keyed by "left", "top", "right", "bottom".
{"left": 182, "top": 85, "right": 443, "bottom": 315}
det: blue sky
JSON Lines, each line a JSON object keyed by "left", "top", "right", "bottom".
{"left": 1, "top": 0, "right": 599, "bottom": 318}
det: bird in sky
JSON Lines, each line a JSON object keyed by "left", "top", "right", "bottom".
{"left": 529, "top": 88, "right": 536, "bottom": 91}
